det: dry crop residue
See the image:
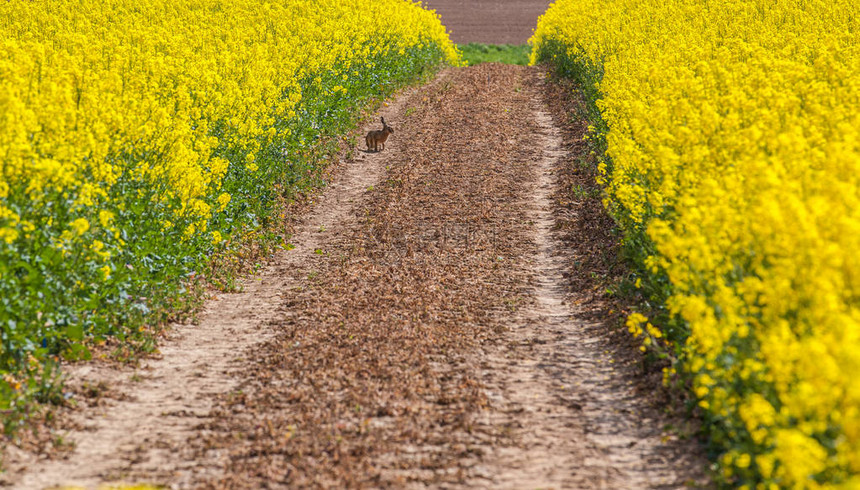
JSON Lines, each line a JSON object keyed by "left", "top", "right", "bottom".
{"left": 190, "top": 64, "right": 709, "bottom": 488}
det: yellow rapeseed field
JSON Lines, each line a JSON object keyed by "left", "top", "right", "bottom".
{"left": 0, "top": 0, "right": 457, "bottom": 247}
{"left": 532, "top": 0, "right": 860, "bottom": 486}
{"left": 0, "top": 0, "right": 457, "bottom": 429}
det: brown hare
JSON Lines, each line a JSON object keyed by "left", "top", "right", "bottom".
{"left": 365, "top": 117, "right": 394, "bottom": 152}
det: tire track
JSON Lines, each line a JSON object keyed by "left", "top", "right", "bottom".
{"left": 467, "top": 79, "right": 708, "bottom": 488}
{"left": 4, "top": 75, "right": 442, "bottom": 489}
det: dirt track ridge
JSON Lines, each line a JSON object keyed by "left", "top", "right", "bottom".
{"left": 468, "top": 101, "right": 705, "bottom": 489}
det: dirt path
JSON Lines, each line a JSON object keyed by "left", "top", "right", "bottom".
{"left": 4, "top": 76, "right": 445, "bottom": 489}
{"left": 185, "top": 64, "right": 707, "bottom": 488}
{"left": 6, "top": 64, "right": 708, "bottom": 489}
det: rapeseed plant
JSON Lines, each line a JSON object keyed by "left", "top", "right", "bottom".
{"left": 0, "top": 0, "right": 458, "bottom": 431}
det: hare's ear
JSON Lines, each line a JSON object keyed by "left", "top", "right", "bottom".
{"left": 381, "top": 117, "right": 386, "bottom": 124}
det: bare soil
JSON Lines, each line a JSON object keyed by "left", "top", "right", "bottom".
{"left": 422, "top": 0, "right": 553, "bottom": 44}
{"left": 3, "top": 65, "right": 709, "bottom": 489}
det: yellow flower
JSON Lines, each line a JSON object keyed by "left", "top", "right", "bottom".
{"left": 91, "top": 240, "right": 111, "bottom": 260}
{"left": 0, "top": 228, "right": 19, "bottom": 244}
{"left": 183, "top": 224, "right": 196, "bottom": 240}
{"left": 217, "top": 192, "right": 231, "bottom": 211}
{"left": 70, "top": 218, "right": 90, "bottom": 236}
{"left": 625, "top": 312, "right": 647, "bottom": 337}
{"left": 98, "top": 210, "right": 114, "bottom": 228}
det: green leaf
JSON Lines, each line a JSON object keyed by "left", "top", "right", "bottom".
{"left": 67, "top": 323, "right": 84, "bottom": 341}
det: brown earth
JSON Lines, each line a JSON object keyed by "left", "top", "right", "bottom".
{"left": 422, "top": 0, "right": 553, "bottom": 44}
{"left": 191, "top": 64, "right": 707, "bottom": 487}
{"left": 3, "top": 64, "right": 709, "bottom": 488}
